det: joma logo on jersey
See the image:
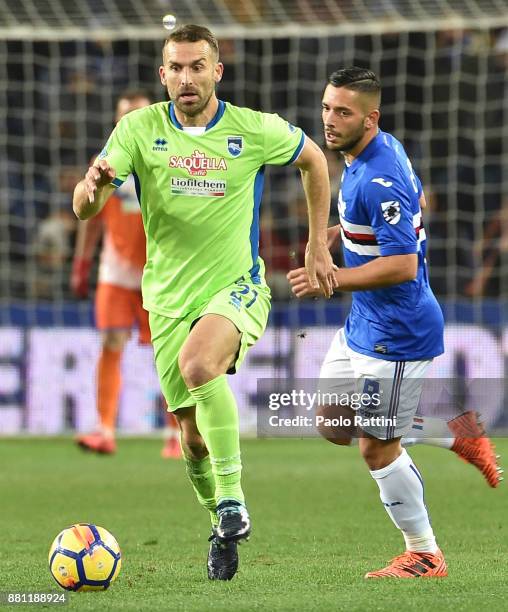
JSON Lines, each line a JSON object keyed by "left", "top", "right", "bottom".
{"left": 169, "top": 150, "right": 227, "bottom": 176}
{"left": 371, "top": 177, "right": 393, "bottom": 187}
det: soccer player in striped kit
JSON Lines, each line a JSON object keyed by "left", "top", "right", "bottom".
{"left": 288, "top": 67, "right": 501, "bottom": 578}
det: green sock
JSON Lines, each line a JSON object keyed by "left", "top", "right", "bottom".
{"left": 183, "top": 452, "right": 218, "bottom": 527}
{"left": 190, "top": 375, "right": 244, "bottom": 506}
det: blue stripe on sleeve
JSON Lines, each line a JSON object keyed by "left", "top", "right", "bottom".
{"left": 284, "top": 132, "right": 306, "bottom": 166}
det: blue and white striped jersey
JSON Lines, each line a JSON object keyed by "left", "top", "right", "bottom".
{"left": 337, "top": 130, "right": 444, "bottom": 361}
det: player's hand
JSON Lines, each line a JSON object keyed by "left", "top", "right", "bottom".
{"left": 71, "top": 258, "right": 92, "bottom": 298}
{"left": 84, "top": 160, "right": 116, "bottom": 204}
{"left": 304, "top": 241, "right": 337, "bottom": 298}
{"left": 287, "top": 267, "right": 324, "bottom": 299}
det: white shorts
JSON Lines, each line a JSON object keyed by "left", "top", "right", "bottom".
{"left": 319, "top": 328, "right": 432, "bottom": 440}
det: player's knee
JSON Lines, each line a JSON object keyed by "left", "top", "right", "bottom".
{"left": 359, "top": 437, "right": 401, "bottom": 470}
{"left": 102, "top": 330, "right": 130, "bottom": 351}
{"left": 179, "top": 354, "right": 217, "bottom": 389}
{"left": 359, "top": 443, "right": 380, "bottom": 469}
{"left": 315, "top": 404, "right": 355, "bottom": 446}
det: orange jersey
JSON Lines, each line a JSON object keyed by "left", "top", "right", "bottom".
{"left": 98, "top": 175, "right": 146, "bottom": 289}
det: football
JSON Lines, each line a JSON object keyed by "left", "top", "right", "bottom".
{"left": 48, "top": 524, "right": 121, "bottom": 591}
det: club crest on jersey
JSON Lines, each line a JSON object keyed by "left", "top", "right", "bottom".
{"left": 227, "top": 136, "right": 243, "bottom": 157}
{"left": 381, "top": 200, "right": 401, "bottom": 225}
{"left": 169, "top": 150, "right": 227, "bottom": 176}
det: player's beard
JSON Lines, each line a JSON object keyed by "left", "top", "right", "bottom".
{"left": 326, "top": 122, "right": 366, "bottom": 153}
{"left": 174, "top": 86, "right": 214, "bottom": 118}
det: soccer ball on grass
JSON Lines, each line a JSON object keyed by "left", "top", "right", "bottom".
{"left": 48, "top": 523, "right": 121, "bottom": 591}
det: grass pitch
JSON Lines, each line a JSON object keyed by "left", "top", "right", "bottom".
{"left": 0, "top": 437, "right": 506, "bottom": 611}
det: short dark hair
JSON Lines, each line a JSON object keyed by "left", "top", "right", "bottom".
{"left": 164, "top": 24, "right": 219, "bottom": 59}
{"left": 117, "top": 89, "right": 153, "bottom": 104}
{"left": 328, "top": 67, "right": 380, "bottom": 98}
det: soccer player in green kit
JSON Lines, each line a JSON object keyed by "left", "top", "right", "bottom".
{"left": 73, "top": 24, "right": 335, "bottom": 581}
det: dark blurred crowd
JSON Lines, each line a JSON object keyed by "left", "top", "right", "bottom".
{"left": 2, "top": 28, "right": 507, "bottom": 301}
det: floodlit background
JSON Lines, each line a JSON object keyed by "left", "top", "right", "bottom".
{"left": 0, "top": 0, "right": 507, "bottom": 434}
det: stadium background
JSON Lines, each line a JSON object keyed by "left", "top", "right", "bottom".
{"left": 1, "top": 0, "right": 507, "bottom": 435}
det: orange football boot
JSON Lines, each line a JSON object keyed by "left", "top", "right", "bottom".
{"left": 365, "top": 549, "right": 447, "bottom": 578}
{"left": 448, "top": 411, "right": 502, "bottom": 488}
{"left": 76, "top": 432, "right": 117, "bottom": 455}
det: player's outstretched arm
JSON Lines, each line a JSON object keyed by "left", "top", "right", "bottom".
{"left": 334, "top": 253, "right": 417, "bottom": 291}
{"left": 73, "top": 160, "right": 116, "bottom": 220}
{"left": 293, "top": 138, "right": 337, "bottom": 297}
{"left": 288, "top": 253, "right": 417, "bottom": 297}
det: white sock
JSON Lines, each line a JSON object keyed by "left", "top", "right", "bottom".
{"left": 403, "top": 528, "right": 438, "bottom": 553}
{"left": 370, "top": 448, "right": 438, "bottom": 554}
{"left": 402, "top": 416, "right": 454, "bottom": 449}
{"left": 403, "top": 436, "right": 454, "bottom": 449}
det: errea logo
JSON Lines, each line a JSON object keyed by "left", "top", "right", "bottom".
{"left": 153, "top": 138, "right": 168, "bottom": 152}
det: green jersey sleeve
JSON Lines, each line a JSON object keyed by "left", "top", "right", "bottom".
{"left": 262, "top": 112, "right": 306, "bottom": 166}
{"left": 98, "top": 116, "right": 135, "bottom": 187}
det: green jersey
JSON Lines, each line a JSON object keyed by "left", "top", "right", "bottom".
{"left": 100, "top": 100, "right": 305, "bottom": 317}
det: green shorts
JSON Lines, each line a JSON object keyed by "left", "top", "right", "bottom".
{"left": 149, "top": 277, "right": 271, "bottom": 411}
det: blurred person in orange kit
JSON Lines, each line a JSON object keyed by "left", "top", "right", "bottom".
{"left": 71, "top": 90, "right": 181, "bottom": 458}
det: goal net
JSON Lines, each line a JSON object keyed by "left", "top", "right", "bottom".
{"left": 0, "top": 0, "right": 507, "bottom": 434}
